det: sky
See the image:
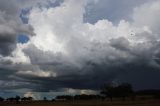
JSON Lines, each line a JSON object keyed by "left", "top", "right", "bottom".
{"left": 0, "top": 0, "right": 160, "bottom": 99}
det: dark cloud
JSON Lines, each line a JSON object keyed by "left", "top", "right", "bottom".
{"left": 110, "top": 37, "right": 130, "bottom": 51}
{"left": 0, "top": 0, "right": 35, "bottom": 56}
{"left": 117, "top": 64, "right": 160, "bottom": 90}
{"left": 12, "top": 57, "right": 160, "bottom": 92}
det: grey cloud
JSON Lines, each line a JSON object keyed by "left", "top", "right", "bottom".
{"left": 13, "top": 39, "right": 160, "bottom": 91}
{"left": 110, "top": 37, "right": 130, "bottom": 51}
{"left": 13, "top": 57, "right": 160, "bottom": 92}
{"left": 0, "top": 1, "right": 35, "bottom": 56}
{"left": 0, "top": 0, "right": 62, "bottom": 56}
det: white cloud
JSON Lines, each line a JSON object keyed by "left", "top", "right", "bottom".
{"left": 17, "top": 69, "right": 57, "bottom": 78}
{"left": 28, "top": 0, "right": 86, "bottom": 54}
{"left": 3, "top": 44, "right": 31, "bottom": 64}
{"left": 133, "top": 0, "right": 160, "bottom": 36}
{"left": 24, "top": 91, "right": 40, "bottom": 100}
{"left": 65, "top": 88, "right": 98, "bottom": 95}
{"left": 8, "top": 0, "right": 160, "bottom": 77}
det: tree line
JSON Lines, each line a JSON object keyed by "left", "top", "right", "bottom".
{"left": 0, "top": 96, "right": 33, "bottom": 103}
{"left": 53, "top": 83, "right": 160, "bottom": 101}
{"left": 0, "top": 83, "right": 160, "bottom": 103}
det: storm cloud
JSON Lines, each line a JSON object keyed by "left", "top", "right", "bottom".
{"left": 0, "top": 0, "right": 160, "bottom": 98}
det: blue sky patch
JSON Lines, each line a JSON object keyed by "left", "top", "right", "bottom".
{"left": 17, "top": 34, "right": 29, "bottom": 44}
{"left": 20, "top": 9, "right": 30, "bottom": 24}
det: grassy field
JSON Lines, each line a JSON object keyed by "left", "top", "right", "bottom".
{"left": 1, "top": 99, "right": 160, "bottom": 106}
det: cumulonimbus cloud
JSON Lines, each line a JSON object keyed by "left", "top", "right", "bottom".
{"left": 1, "top": 0, "right": 160, "bottom": 93}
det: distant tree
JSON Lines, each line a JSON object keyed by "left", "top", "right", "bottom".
{"left": 43, "top": 97, "right": 47, "bottom": 101}
{"left": 74, "top": 94, "right": 91, "bottom": 100}
{"left": 28, "top": 97, "right": 33, "bottom": 101}
{"left": 7, "top": 97, "right": 18, "bottom": 102}
{"left": 15, "top": 95, "right": 20, "bottom": 104}
{"left": 21, "top": 97, "right": 27, "bottom": 101}
{"left": 21, "top": 97, "right": 33, "bottom": 101}
{"left": 100, "top": 83, "right": 115, "bottom": 101}
{"left": 115, "top": 83, "right": 134, "bottom": 101}
{"left": 56, "top": 95, "right": 73, "bottom": 101}
{"left": 74, "top": 94, "right": 101, "bottom": 100}
{"left": 52, "top": 99, "right": 55, "bottom": 101}
{"left": 136, "top": 89, "right": 160, "bottom": 100}
{"left": 0, "top": 97, "right": 4, "bottom": 102}
{"left": 100, "top": 83, "right": 134, "bottom": 101}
